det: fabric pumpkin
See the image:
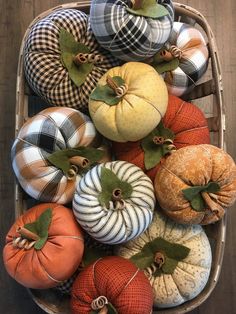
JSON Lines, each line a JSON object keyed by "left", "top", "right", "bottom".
{"left": 154, "top": 144, "right": 236, "bottom": 224}
{"left": 3, "top": 203, "right": 84, "bottom": 289}
{"left": 90, "top": 0, "right": 174, "bottom": 61}
{"left": 73, "top": 161, "right": 155, "bottom": 244}
{"left": 89, "top": 62, "right": 168, "bottom": 142}
{"left": 70, "top": 256, "right": 153, "bottom": 314}
{"left": 24, "top": 9, "right": 120, "bottom": 111}
{"left": 152, "top": 22, "right": 209, "bottom": 96}
{"left": 11, "top": 107, "right": 108, "bottom": 204}
{"left": 112, "top": 94, "right": 210, "bottom": 181}
{"left": 116, "top": 211, "right": 212, "bottom": 308}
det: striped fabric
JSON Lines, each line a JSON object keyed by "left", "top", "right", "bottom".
{"left": 73, "top": 161, "right": 155, "bottom": 244}
{"left": 90, "top": 0, "right": 174, "bottom": 61}
{"left": 11, "top": 107, "right": 99, "bottom": 204}
{"left": 24, "top": 9, "right": 121, "bottom": 112}
{"left": 163, "top": 22, "right": 209, "bottom": 96}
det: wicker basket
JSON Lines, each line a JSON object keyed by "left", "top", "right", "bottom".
{"left": 15, "top": 2, "right": 226, "bottom": 313}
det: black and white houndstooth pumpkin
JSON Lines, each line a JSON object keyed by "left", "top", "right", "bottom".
{"left": 90, "top": 0, "right": 174, "bottom": 61}
{"left": 23, "top": 9, "right": 120, "bottom": 111}
{"left": 73, "top": 161, "right": 156, "bottom": 244}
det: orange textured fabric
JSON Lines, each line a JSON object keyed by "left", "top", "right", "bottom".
{"left": 70, "top": 256, "right": 153, "bottom": 314}
{"left": 112, "top": 95, "right": 210, "bottom": 181}
{"left": 3, "top": 203, "right": 84, "bottom": 289}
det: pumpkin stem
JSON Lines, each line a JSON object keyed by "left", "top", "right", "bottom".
{"left": 153, "top": 137, "right": 176, "bottom": 153}
{"left": 201, "top": 192, "right": 225, "bottom": 218}
{"left": 160, "top": 45, "right": 183, "bottom": 61}
{"left": 130, "top": 0, "right": 143, "bottom": 10}
{"left": 111, "top": 189, "right": 126, "bottom": 210}
{"left": 73, "top": 53, "right": 103, "bottom": 65}
{"left": 106, "top": 75, "right": 128, "bottom": 97}
{"left": 17, "top": 227, "right": 40, "bottom": 241}
{"left": 69, "top": 156, "right": 89, "bottom": 168}
{"left": 91, "top": 296, "right": 109, "bottom": 313}
{"left": 153, "top": 136, "right": 165, "bottom": 145}
{"left": 154, "top": 252, "right": 165, "bottom": 268}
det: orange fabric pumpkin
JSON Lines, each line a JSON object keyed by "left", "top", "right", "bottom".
{"left": 70, "top": 256, "right": 153, "bottom": 314}
{"left": 154, "top": 144, "right": 236, "bottom": 225}
{"left": 3, "top": 203, "right": 84, "bottom": 289}
{"left": 112, "top": 95, "right": 210, "bottom": 181}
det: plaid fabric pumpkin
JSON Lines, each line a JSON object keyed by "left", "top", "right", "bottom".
{"left": 24, "top": 9, "right": 121, "bottom": 111}
{"left": 162, "top": 22, "right": 209, "bottom": 96}
{"left": 90, "top": 0, "right": 174, "bottom": 61}
{"left": 70, "top": 256, "right": 153, "bottom": 314}
{"left": 11, "top": 107, "right": 101, "bottom": 204}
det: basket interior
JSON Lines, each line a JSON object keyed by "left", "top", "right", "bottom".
{"left": 14, "top": 2, "right": 226, "bottom": 314}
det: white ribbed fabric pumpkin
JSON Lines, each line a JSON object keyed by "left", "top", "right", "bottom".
{"left": 73, "top": 161, "right": 156, "bottom": 244}
{"left": 116, "top": 211, "right": 212, "bottom": 308}
{"left": 90, "top": 0, "right": 174, "bottom": 61}
{"left": 11, "top": 107, "right": 104, "bottom": 204}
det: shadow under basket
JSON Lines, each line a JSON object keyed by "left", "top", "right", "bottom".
{"left": 15, "top": 1, "right": 226, "bottom": 314}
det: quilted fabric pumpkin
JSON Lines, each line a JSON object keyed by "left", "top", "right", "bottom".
{"left": 116, "top": 211, "right": 212, "bottom": 308}
{"left": 151, "top": 22, "right": 209, "bottom": 96}
{"left": 11, "top": 107, "right": 108, "bottom": 204}
{"left": 155, "top": 144, "right": 236, "bottom": 224}
{"left": 89, "top": 62, "right": 168, "bottom": 142}
{"left": 70, "top": 256, "right": 153, "bottom": 314}
{"left": 112, "top": 94, "right": 210, "bottom": 181}
{"left": 73, "top": 161, "right": 156, "bottom": 244}
{"left": 3, "top": 203, "right": 84, "bottom": 289}
{"left": 24, "top": 9, "right": 120, "bottom": 111}
{"left": 90, "top": 0, "right": 174, "bottom": 61}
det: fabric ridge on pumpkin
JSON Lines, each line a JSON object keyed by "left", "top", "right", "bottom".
{"left": 24, "top": 9, "right": 121, "bottom": 111}
{"left": 73, "top": 161, "right": 156, "bottom": 244}
{"left": 11, "top": 107, "right": 100, "bottom": 204}
{"left": 115, "top": 211, "right": 212, "bottom": 308}
{"left": 90, "top": 0, "right": 174, "bottom": 61}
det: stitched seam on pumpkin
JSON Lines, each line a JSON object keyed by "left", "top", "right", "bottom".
{"left": 124, "top": 93, "right": 164, "bottom": 120}
{"left": 32, "top": 255, "right": 64, "bottom": 284}
{"left": 55, "top": 236, "right": 84, "bottom": 241}
{"left": 160, "top": 163, "right": 189, "bottom": 186}
{"left": 169, "top": 271, "right": 188, "bottom": 302}
{"left": 174, "top": 126, "right": 209, "bottom": 137}
{"left": 164, "top": 100, "right": 185, "bottom": 128}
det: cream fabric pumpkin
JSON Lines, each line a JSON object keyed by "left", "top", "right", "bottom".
{"left": 73, "top": 161, "right": 156, "bottom": 244}
{"left": 89, "top": 62, "right": 168, "bottom": 142}
{"left": 116, "top": 211, "right": 212, "bottom": 308}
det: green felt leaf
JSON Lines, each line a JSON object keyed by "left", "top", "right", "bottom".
{"left": 152, "top": 57, "right": 180, "bottom": 74}
{"left": 159, "top": 256, "right": 178, "bottom": 275}
{"left": 183, "top": 182, "right": 220, "bottom": 212}
{"left": 98, "top": 167, "right": 133, "bottom": 208}
{"left": 59, "top": 28, "right": 93, "bottom": 87}
{"left": 141, "top": 121, "right": 175, "bottom": 170}
{"left": 130, "top": 248, "right": 154, "bottom": 269}
{"left": 24, "top": 208, "right": 52, "bottom": 250}
{"left": 47, "top": 147, "right": 104, "bottom": 176}
{"left": 90, "top": 76, "right": 126, "bottom": 105}
{"left": 82, "top": 247, "right": 109, "bottom": 267}
{"left": 130, "top": 237, "right": 190, "bottom": 276}
{"left": 126, "top": 0, "right": 169, "bottom": 19}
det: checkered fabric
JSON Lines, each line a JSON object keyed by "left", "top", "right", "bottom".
{"left": 23, "top": 9, "right": 121, "bottom": 112}
{"left": 11, "top": 107, "right": 99, "bottom": 204}
{"left": 90, "top": 0, "right": 174, "bottom": 61}
{"left": 163, "top": 22, "right": 209, "bottom": 96}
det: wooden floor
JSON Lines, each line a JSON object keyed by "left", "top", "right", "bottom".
{"left": 0, "top": 0, "right": 236, "bottom": 313}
